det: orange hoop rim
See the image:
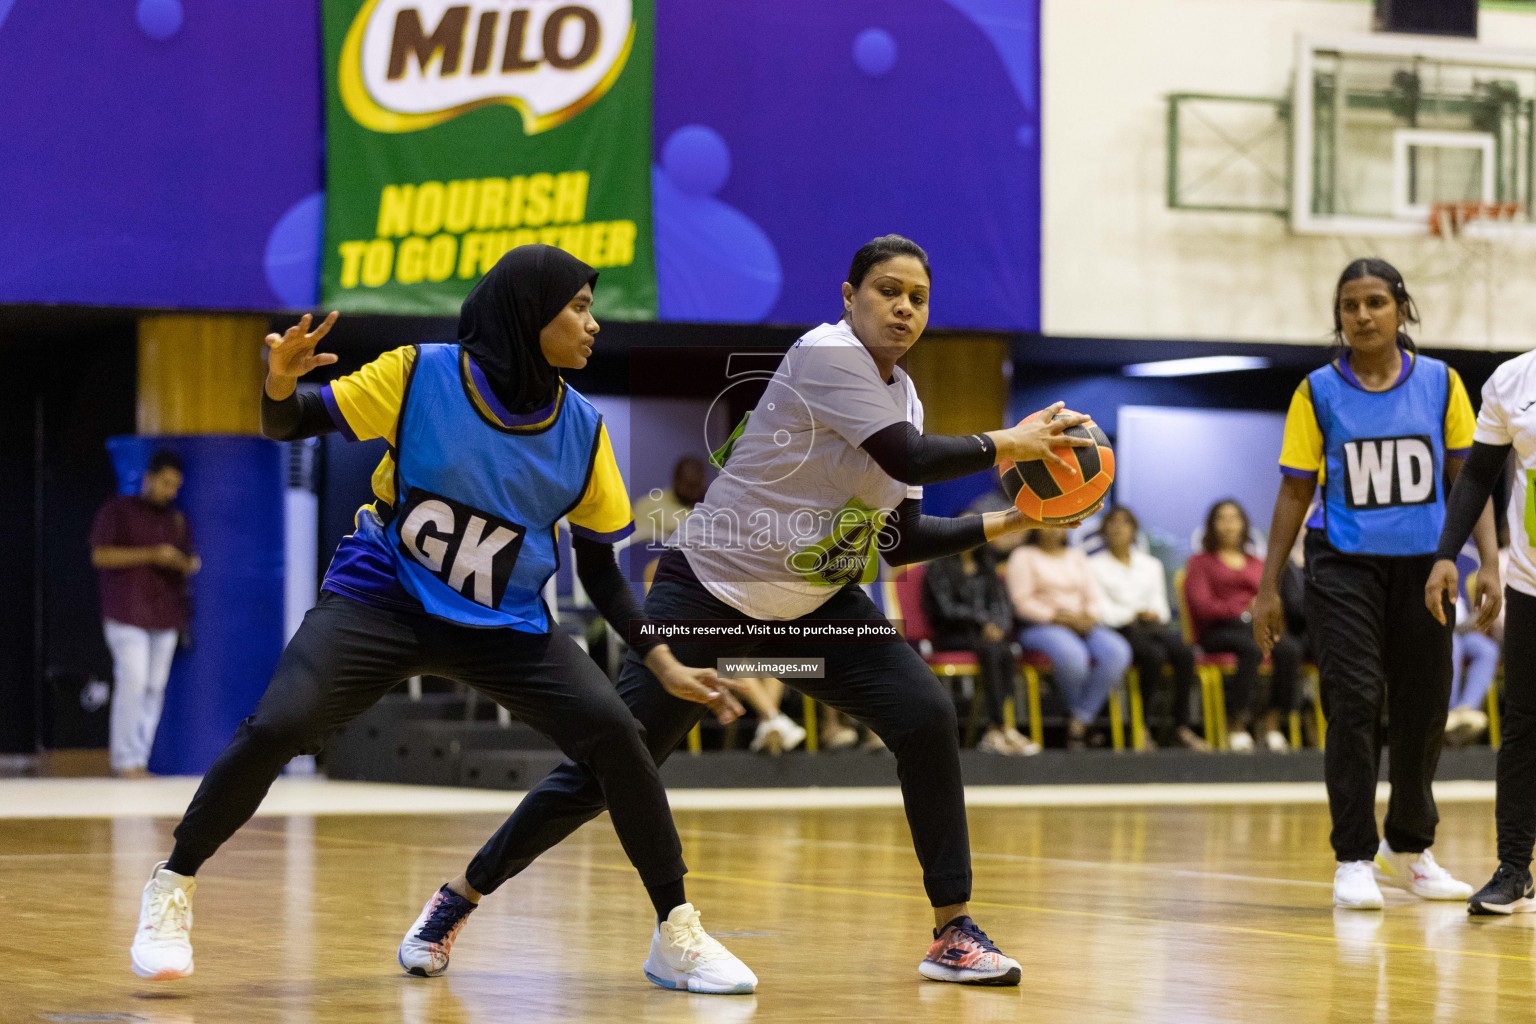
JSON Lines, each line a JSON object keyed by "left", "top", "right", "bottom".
{"left": 1428, "top": 201, "right": 1525, "bottom": 237}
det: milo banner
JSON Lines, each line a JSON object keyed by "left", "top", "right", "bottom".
{"left": 321, "top": 0, "right": 656, "bottom": 317}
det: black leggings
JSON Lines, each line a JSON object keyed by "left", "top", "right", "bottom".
{"left": 1117, "top": 623, "right": 1198, "bottom": 732}
{"left": 1198, "top": 620, "right": 1302, "bottom": 722}
{"left": 169, "top": 591, "right": 685, "bottom": 889}
{"left": 467, "top": 550, "right": 973, "bottom": 907}
{"left": 932, "top": 628, "right": 1012, "bottom": 729}
{"left": 1497, "top": 588, "right": 1536, "bottom": 870}
{"left": 1304, "top": 535, "right": 1452, "bottom": 862}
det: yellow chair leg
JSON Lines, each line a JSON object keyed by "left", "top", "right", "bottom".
{"left": 1488, "top": 678, "right": 1502, "bottom": 751}
{"left": 1288, "top": 709, "right": 1302, "bottom": 750}
{"left": 1003, "top": 696, "right": 1016, "bottom": 732}
{"left": 687, "top": 722, "right": 702, "bottom": 755}
{"left": 1200, "top": 669, "right": 1218, "bottom": 748}
{"left": 1025, "top": 666, "right": 1044, "bottom": 747}
{"left": 802, "top": 693, "right": 818, "bottom": 754}
{"left": 1215, "top": 675, "right": 1229, "bottom": 751}
{"left": 1109, "top": 685, "right": 1125, "bottom": 751}
{"left": 1129, "top": 669, "right": 1147, "bottom": 751}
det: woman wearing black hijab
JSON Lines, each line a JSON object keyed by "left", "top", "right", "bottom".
{"left": 128, "top": 246, "right": 758, "bottom": 995}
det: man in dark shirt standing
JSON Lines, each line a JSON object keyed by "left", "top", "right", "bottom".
{"left": 90, "top": 450, "right": 200, "bottom": 778}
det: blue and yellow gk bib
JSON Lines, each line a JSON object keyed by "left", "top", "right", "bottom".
{"left": 384, "top": 343, "right": 603, "bottom": 630}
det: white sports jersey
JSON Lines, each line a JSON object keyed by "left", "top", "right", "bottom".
{"left": 672, "top": 321, "right": 923, "bottom": 620}
{"left": 1472, "top": 348, "right": 1536, "bottom": 598}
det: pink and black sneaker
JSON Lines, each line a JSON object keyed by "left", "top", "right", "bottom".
{"left": 398, "top": 884, "right": 477, "bottom": 977}
{"left": 918, "top": 916, "right": 1021, "bottom": 985}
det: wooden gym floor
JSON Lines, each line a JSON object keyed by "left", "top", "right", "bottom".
{"left": 3, "top": 782, "right": 1533, "bottom": 1024}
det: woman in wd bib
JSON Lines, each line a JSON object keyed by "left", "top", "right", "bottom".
{"left": 129, "top": 245, "right": 759, "bottom": 994}
{"left": 1252, "top": 258, "right": 1498, "bottom": 911}
{"left": 434, "top": 235, "right": 1094, "bottom": 986}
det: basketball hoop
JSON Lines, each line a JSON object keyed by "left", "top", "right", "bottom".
{"left": 1428, "top": 201, "right": 1525, "bottom": 237}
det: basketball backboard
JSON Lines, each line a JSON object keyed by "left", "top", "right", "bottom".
{"left": 1291, "top": 32, "right": 1536, "bottom": 238}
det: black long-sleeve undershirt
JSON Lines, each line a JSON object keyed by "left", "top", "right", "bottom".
{"left": 878, "top": 496, "right": 989, "bottom": 567}
{"left": 573, "top": 534, "right": 657, "bottom": 655}
{"left": 261, "top": 390, "right": 338, "bottom": 442}
{"left": 859, "top": 422, "right": 996, "bottom": 486}
{"left": 1435, "top": 440, "right": 1510, "bottom": 562}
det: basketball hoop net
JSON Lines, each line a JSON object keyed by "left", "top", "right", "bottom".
{"left": 1428, "top": 201, "right": 1525, "bottom": 237}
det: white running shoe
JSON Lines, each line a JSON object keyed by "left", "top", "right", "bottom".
{"left": 1334, "top": 860, "right": 1384, "bottom": 910}
{"left": 1374, "top": 842, "right": 1473, "bottom": 900}
{"left": 1264, "top": 730, "right": 1290, "bottom": 753}
{"left": 130, "top": 861, "right": 196, "bottom": 980}
{"left": 1002, "top": 727, "right": 1042, "bottom": 756}
{"left": 749, "top": 714, "right": 806, "bottom": 755}
{"left": 398, "top": 884, "right": 478, "bottom": 977}
{"left": 643, "top": 903, "right": 757, "bottom": 994}
{"left": 977, "top": 728, "right": 1020, "bottom": 756}
{"left": 1228, "top": 731, "right": 1255, "bottom": 753}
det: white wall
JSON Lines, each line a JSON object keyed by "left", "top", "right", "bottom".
{"left": 1043, "top": 0, "right": 1536, "bottom": 350}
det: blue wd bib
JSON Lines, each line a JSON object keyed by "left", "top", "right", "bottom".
{"left": 385, "top": 343, "right": 603, "bottom": 630}
{"left": 1310, "top": 353, "right": 1450, "bottom": 556}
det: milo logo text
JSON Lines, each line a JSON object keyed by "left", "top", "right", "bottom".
{"left": 340, "top": 0, "right": 635, "bottom": 134}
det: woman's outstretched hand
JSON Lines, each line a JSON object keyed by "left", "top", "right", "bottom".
{"left": 265, "top": 312, "right": 340, "bottom": 399}
{"left": 990, "top": 402, "right": 1094, "bottom": 471}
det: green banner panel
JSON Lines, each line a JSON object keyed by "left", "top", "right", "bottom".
{"left": 321, "top": 0, "right": 655, "bottom": 318}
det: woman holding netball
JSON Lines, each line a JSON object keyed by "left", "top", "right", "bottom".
{"left": 1426, "top": 345, "right": 1536, "bottom": 914}
{"left": 129, "top": 246, "right": 760, "bottom": 992}
{"left": 402, "top": 235, "right": 1094, "bottom": 986}
{"left": 1252, "top": 258, "right": 1498, "bottom": 910}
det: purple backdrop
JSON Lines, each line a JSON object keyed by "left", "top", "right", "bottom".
{"left": 652, "top": 0, "right": 1040, "bottom": 330}
{"left": 0, "top": 0, "right": 322, "bottom": 309}
{"left": 0, "top": 1, "right": 1039, "bottom": 328}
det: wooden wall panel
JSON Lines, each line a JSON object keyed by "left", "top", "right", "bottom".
{"left": 136, "top": 315, "right": 266, "bottom": 435}
{"left": 901, "top": 332, "right": 1009, "bottom": 436}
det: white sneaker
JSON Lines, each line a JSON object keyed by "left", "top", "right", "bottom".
{"left": 1265, "top": 730, "right": 1290, "bottom": 753}
{"left": 643, "top": 903, "right": 757, "bottom": 994}
{"left": 749, "top": 714, "right": 806, "bottom": 755}
{"left": 1002, "top": 727, "right": 1042, "bottom": 756}
{"left": 130, "top": 861, "right": 196, "bottom": 979}
{"left": 1334, "top": 860, "right": 1384, "bottom": 910}
{"left": 1374, "top": 842, "right": 1473, "bottom": 900}
{"left": 1228, "top": 731, "right": 1254, "bottom": 753}
{"left": 398, "top": 884, "right": 478, "bottom": 977}
{"left": 822, "top": 725, "right": 859, "bottom": 750}
{"left": 977, "top": 728, "right": 1019, "bottom": 756}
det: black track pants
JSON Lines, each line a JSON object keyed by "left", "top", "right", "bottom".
{"left": 466, "top": 551, "right": 973, "bottom": 907}
{"left": 1304, "top": 534, "right": 1452, "bottom": 862}
{"left": 170, "top": 591, "right": 685, "bottom": 887}
{"left": 1496, "top": 588, "right": 1536, "bottom": 870}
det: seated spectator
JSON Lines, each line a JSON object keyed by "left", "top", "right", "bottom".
{"left": 1007, "top": 527, "right": 1132, "bottom": 749}
{"left": 631, "top": 455, "right": 708, "bottom": 548}
{"left": 1448, "top": 577, "right": 1501, "bottom": 747}
{"left": 741, "top": 676, "right": 807, "bottom": 755}
{"left": 923, "top": 540, "right": 1040, "bottom": 756}
{"left": 1184, "top": 499, "right": 1301, "bottom": 753}
{"left": 1089, "top": 507, "right": 1207, "bottom": 751}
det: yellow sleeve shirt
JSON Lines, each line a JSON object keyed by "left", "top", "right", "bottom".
{"left": 1278, "top": 379, "right": 1325, "bottom": 481}
{"left": 320, "top": 346, "right": 416, "bottom": 508}
{"left": 321, "top": 346, "right": 416, "bottom": 445}
{"left": 565, "top": 425, "right": 635, "bottom": 542}
{"left": 1278, "top": 360, "right": 1478, "bottom": 483}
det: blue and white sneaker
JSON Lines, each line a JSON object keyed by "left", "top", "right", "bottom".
{"left": 643, "top": 904, "right": 757, "bottom": 994}
{"left": 398, "top": 885, "right": 477, "bottom": 977}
